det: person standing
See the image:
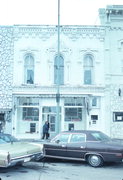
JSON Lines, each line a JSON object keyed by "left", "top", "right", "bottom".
{"left": 42, "top": 121, "right": 49, "bottom": 139}
{"left": 47, "top": 120, "right": 50, "bottom": 138}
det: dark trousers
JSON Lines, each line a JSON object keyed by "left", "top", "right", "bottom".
{"left": 42, "top": 132, "right": 49, "bottom": 139}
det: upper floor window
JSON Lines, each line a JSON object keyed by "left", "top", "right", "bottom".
{"left": 24, "top": 54, "right": 34, "bottom": 84}
{"left": 91, "top": 97, "right": 100, "bottom": 108}
{"left": 54, "top": 55, "right": 64, "bottom": 85}
{"left": 83, "top": 54, "right": 94, "bottom": 85}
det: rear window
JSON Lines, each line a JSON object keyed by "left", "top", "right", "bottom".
{"left": 91, "top": 132, "right": 111, "bottom": 141}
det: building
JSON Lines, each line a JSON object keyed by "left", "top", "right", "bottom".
{"left": 1, "top": 5, "right": 123, "bottom": 139}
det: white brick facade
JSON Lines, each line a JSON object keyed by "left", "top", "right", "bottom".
{"left": 1, "top": 5, "right": 123, "bottom": 139}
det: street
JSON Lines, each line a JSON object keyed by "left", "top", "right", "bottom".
{"left": 0, "top": 159, "right": 123, "bottom": 180}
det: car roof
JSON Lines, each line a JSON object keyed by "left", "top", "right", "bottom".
{"left": 61, "top": 130, "right": 101, "bottom": 134}
{"left": 0, "top": 133, "right": 11, "bottom": 136}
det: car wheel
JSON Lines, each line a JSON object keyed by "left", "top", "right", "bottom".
{"left": 87, "top": 154, "right": 103, "bottom": 167}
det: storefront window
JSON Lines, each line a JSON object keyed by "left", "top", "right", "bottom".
{"left": 23, "top": 107, "right": 39, "bottom": 121}
{"left": 19, "top": 97, "right": 39, "bottom": 106}
{"left": 42, "top": 107, "right": 61, "bottom": 113}
{"left": 16, "top": 97, "right": 39, "bottom": 134}
{"left": 65, "top": 108, "right": 82, "bottom": 121}
{"left": 64, "top": 97, "right": 84, "bottom": 106}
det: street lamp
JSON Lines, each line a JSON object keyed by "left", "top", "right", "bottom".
{"left": 56, "top": 0, "right": 60, "bottom": 134}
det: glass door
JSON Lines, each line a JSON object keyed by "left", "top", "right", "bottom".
{"left": 42, "top": 114, "right": 56, "bottom": 133}
{"left": 42, "top": 106, "right": 61, "bottom": 137}
{"left": 48, "top": 114, "right": 56, "bottom": 133}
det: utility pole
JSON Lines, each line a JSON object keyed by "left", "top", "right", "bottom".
{"left": 56, "top": 0, "right": 60, "bottom": 134}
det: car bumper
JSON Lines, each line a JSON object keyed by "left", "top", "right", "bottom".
{"left": 3, "top": 152, "right": 43, "bottom": 167}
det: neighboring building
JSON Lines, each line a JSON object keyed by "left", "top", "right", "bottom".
{"left": 0, "top": 27, "right": 13, "bottom": 133}
{"left": 1, "top": 5, "right": 123, "bottom": 139}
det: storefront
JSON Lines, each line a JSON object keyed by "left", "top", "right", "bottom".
{"left": 13, "top": 97, "right": 40, "bottom": 139}
{"left": 63, "top": 97, "right": 86, "bottom": 131}
{"left": 12, "top": 96, "right": 62, "bottom": 139}
{"left": 12, "top": 95, "right": 101, "bottom": 139}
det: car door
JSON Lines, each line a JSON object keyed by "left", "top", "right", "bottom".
{"left": 66, "top": 133, "right": 87, "bottom": 159}
{"left": 44, "top": 133, "right": 70, "bottom": 158}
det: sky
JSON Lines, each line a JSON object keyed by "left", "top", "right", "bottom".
{"left": 0, "top": 0, "right": 123, "bottom": 26}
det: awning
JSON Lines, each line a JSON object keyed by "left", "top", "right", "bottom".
{"left": 0, "top": 108, "right": 12, "bottom": 113}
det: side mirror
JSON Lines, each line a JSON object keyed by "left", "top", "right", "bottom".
{"left": 55, "top": 139, "right": 60, "bottom": 143}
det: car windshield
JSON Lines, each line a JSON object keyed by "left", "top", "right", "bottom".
{"left": 0, "top": 134, "right": 19, "bottom": 143}
{"left": 0, "top": 138, "right": 6, "bottom": 144}
{"left": 90, "top": 132, "right": 111, "bottom": 141}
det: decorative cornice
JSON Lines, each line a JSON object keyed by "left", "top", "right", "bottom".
{"left": 62, "top": 27, "right": 105, "bottom": 41}
{"left": 14, "top": 26, "right": 56, "bottom": 41}
{"left": 13, "top": 25, "right": 106, "bottom": 42}
{"left": 13, "top": 85, "right": 105, "bottom": 96}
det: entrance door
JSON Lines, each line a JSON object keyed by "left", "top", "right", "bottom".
{"left": 42, "top": 106, "right": 61, "bottom": 137}
{"left": 0, "top": 113, "right": 5, "bottom": 132}
{"left": 48, "top": 114, "right": 56, "bottom": 133}
{"left": 42, "top": 113, "right": 57, "bottom": 137}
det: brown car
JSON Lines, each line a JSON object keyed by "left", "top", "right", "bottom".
{"left": 43, "top": 130, "right": 123, "bottom": 167}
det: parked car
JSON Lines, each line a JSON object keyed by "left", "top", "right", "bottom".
{"left": 43, "top": 130, "right": 123, "bottom": 167}
{"left": 0, "top": 133, "right": 43, "bottom": 167}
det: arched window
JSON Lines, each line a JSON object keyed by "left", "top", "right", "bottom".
{"left": 24, "top": 54, "right": 34, "bottom": 84}
{"left": 83, "top": 54, "right": 94, "bottom": 85}
{"left": 54, "top": 55, "right": 64, "bottom": 85}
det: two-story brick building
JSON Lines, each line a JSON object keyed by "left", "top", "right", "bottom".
{"left": 1, "top": 5, "right": 123, "bottom": 139}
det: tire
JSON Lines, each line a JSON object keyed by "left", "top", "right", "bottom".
{"left": 87, "top": 154, "right": 104, "bottom": 167}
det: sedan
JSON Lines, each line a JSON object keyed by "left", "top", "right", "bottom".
{"left": 0, "top": 133, "right": 43, "bottom": 167}
{"left": 43, "top": 130, "right": 123, "bottom": 167}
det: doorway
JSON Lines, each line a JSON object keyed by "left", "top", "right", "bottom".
{"left": 42, "top": 114, "right": 56, "bottom": 134}
{"left": 42, "top": 106, "right": 61, "bottom": 137}
{"left": 0, "top": 113, "right": 5, "bottom": 132}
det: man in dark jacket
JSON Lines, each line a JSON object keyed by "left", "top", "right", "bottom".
{"left": 42, "top": 121, "right": 49, "bottom": 139}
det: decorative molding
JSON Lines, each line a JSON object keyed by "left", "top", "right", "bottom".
{"left": 13, "top": 85, "right": 105, "bottom": 96}
{"left": 62, "top": 27, "right": 105, "bottom": 41}
{"left": 13, "top": 25, "right": 106, "bottom": 42}
{"left": 14, "top": 26, "right": 56, "bottom": 41}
